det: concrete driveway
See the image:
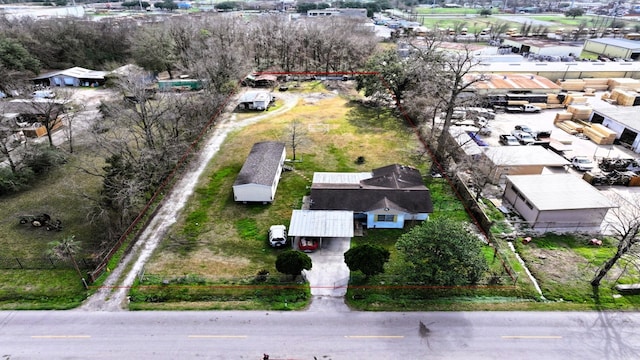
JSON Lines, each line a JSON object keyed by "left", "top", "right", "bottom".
{"left": 302, "top": 237, "right": 351, "bottom": 310}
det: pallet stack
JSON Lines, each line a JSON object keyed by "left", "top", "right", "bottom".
{"left": 555, "top": 120, "right": 584, "bottom": 135}
{"left": 547, "top": 93, "right": 564, "bottom": 109}
{"left": 610, "top": 88, "right": 639, "bottom": 106}
{"left": 563, "top": 94, "right": 588, "bottom": 106}
{"left": 608, "top": 78, "right": 640, "bottom": 91}
{"left": 582, "top": 123, "right": 616, "bottom": 145}
{"left": 566, "top": 104, "right": 593, "bottom": 121}
{"left": 583, "top": 78, "right": 609, "bottom": 91}
{"left": 556, "top": 79, "right": 585, "bottom": 91}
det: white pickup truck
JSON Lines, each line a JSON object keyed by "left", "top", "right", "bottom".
{"left": 505, "top": 104, "right": 542, "bottom": 113}
{"left": 571, "top": 156, "right": 595, "bottom": 171}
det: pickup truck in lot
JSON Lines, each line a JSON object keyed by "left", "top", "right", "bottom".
{"left": 499, "top": 134, "right": 520, "bottom": 146}
{"left": 505, "top": 104, "right": 542, "bottom": 113}
{"left": 570, "top": 156, "right": 595, "bottom": 171}
{"left": 511, "top": 130, "right": 535, "bottom": 145}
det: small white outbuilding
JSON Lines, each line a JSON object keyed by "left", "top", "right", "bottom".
{"left": 233, "top": 141, "right": 286, "bottom": 204}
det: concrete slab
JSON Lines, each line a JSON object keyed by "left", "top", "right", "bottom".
{"left": 302, "top": 237, "right": 351, "bottom": 297}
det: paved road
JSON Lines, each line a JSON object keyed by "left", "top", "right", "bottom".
{"left": 1, "top": 310, "right": 639, "bottom": 359}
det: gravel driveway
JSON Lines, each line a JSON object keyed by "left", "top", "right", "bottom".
{"left": 78, "top": 91, "right": 300, "bottom": 311}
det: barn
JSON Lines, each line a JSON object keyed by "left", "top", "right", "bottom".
{"left": 503, "top": 174, "right": 617, "bottom": 233}
{"left": 233, "top": 141, "right": 286, "bottom": 204}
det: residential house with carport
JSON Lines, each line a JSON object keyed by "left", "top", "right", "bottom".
{"left": 309, "top": 164, "right": 433, "bottom": 229}
{"left": 503, "top": 174, "right": 617, "bottom": 233}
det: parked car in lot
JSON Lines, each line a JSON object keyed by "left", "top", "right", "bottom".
{"left": 511, "top": 130, "right": 535, "bottom": 145}
{"left": 298, "top": 237, "right": 319, "bottom": 252}
{"left": 268, "top": 225, "right": 287, "bottom": 248}
{"left": 514, "top": 125, "right": 533, "bottom": 134}
{"left": 31, "top": 90, "right": 55, "bottom": 99}
{"left": 467, "top": 131, "right": 488, "bottom": 146}
{"left": 499, "top": 134, "right": 520, "bottom": 146}
{"left": 571, "top": 156, "right": 595, "bottom": 171}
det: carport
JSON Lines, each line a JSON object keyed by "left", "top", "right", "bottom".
{"left": 288, "top": 210, "right": 354, "bottom": 250}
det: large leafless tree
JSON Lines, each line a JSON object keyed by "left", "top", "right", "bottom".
{"left": 592, "top": 194, "right": 640, "bottom": 287}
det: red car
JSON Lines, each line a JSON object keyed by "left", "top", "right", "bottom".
{"left": 298, "top": 238, "right": 319, "bottom": 252}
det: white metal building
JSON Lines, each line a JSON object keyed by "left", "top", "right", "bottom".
{"left": 503, "top": 174, "right": 617, "bottom": 233}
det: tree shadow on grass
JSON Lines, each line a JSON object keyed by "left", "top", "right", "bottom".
{"left": 344, "top": 100, "right": 408, "bottom": 134}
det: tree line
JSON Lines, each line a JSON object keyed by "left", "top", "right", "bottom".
{"left": 0, "top": 13, "right": 378, "bottom": 261}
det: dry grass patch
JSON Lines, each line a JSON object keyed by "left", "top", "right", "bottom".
{"left": 144, "top": 248, "right": 252, "bottom": 279}
{"left": 146, "top": 82, "right": 424, "bottom": 283}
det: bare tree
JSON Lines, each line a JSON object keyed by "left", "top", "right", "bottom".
{"left": 0, "top": 115, "right": 22, "bottom": 174}
{"left": 284, "top": 119, "right": 309, "bottom": 161}
{"left": 26, "top": 90, "right": 71, "bottom": 147}
{"left": 410, "top": 44, "right": 488, "bottom": 166}
{"left": 591, "top": 194, "right": 640, "bottom": 287}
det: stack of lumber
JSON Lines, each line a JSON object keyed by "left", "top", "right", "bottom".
{"left": 563, "top": 94, "right": 588, "bottom": 106}
{"left": 557, "top": 79, "right": 585, "bottom": 91}
{"left": 554, "top": 111, "right": 573, "bottom": 124}
{"left": 555, "top": 120, "right": 583, "bottom": 135}
{"left": 566, "top": 104, "right": 593, "bottom": 121}
{"left": 507, "top": 100, "right": 529, "bottom": 106}
{"left": 611, "top": 88, "right": 639, "bottom": 106}
{"left": 582, "top": 123, "right": 616, "bottom": 145}
{"left": 608, "top": 78, "right": 640, "bottom": 91}
{"left": 583, "top": 78, "right": 609, "bottom": 91}
{"left": 530, "top": 102, "right": 547, "bottom": 109}
{"left": 547, "top": 93, "right": 564, "bottom": 109}
{"left": 584, "top": 88, "right": 596, "bottom": 96}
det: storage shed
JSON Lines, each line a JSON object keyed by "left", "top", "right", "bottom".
{"left": 237, "top": 91, "right": 273, "bottom": 111}
{"left": 503, "top": 174, "right": 617, "bottom": 233}
{"left": 233, "top": 141, "right": 286, "bottom": 204}
{"left": 483, "top": 146, "right": 570, "bottom": 182}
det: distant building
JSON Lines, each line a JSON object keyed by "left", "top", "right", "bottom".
{"left": 583, "top": 38, "right": 640, "bottom": 60}
{"left": 307, "top": 8, "right": 367, "bottom": 17}
{"left": 31, "top": 67, "right": 107, "bottom": 87}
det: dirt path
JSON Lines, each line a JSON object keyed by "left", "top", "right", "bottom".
{"left": 78, "top": 92, "right": 300, "bottom": 311}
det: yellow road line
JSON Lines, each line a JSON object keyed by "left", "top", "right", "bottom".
{"left": 31, "top": 335, "right": 91, "bottom": 339}
{"left": 188, "top": 335, "right": 248, "bottom": 339}
{"left": 344, "top": 335, "right": 405, "bottom": 339}
{"left": 502, "top": 336, "right": 563, "bottom": 339}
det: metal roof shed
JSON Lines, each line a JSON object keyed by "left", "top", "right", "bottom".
{"left": 288, "top": 210, "right": 354, "bottom": 238}
{"left": 504, "top": 174, "right": 617, "bottom": 233}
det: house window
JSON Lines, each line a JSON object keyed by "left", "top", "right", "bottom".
{"left": 376, "top": 214, "right": 395, "bottom": 222}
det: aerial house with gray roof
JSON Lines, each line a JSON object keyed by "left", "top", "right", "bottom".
{"left": 309, "top": 164, "right": 433, "bottom": 229}
{"left": 233, "top": 141, "right": 286, "bottom": 204}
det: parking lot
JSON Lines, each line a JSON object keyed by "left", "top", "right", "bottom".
{"left": 461, "top": 91, "right": 640, "bottom": 234}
